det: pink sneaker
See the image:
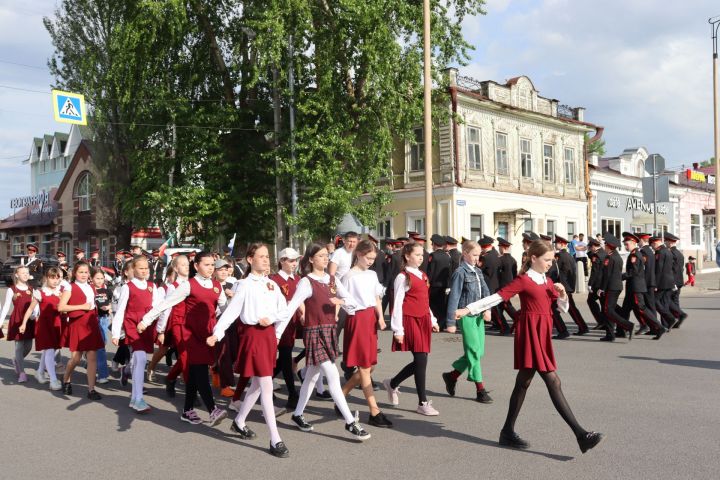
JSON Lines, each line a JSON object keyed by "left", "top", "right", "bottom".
{"left": 416, "top": 401, "right": 439, "bottom": 416}
{"left": 180, "top": 409, "right": 203, "bottom": 425}
{"left": 18, "top": 372, "right": 28, "bottom": 383}
{"left": 208, "top": 407, "right": 227, "bottom": 426}
{"left": 383, "top": 378, "right": 399, "bottom": 406}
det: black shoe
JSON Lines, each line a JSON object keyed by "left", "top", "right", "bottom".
{"left": 573, "top": 328, "right": 589, "bottom": 336}
{"left": 315, "top": 391, "right": 332, "bottom": 400}
{"left": 285, "top": 395, "right": 298, "bottom": 410}
{"left": 441, "top": 372, "right": 457, "bottom": 397}
{"left": 636, "top": 325, "right": 649, "bottom": 335}
{"left": 368, "top": 412, "right": 393, "bottom": 428}
{"left": 627, "top": 327, "right": 634, "bottom": 342}
{"left": 476, "top": 389, "right": 493, "bottom": 404}
{"left": 291, "top": 414, "right": 313, "bottom": 432}
{"left": 599, "top": 336, "right": 615, "bottom": 342}
{"left": 62, "top": 382, "right": 72, "bottom": 395}
{"left": 499, "top": 430, "right": 529, "bottom": 449}
{"left": 334, "top": 404, "right": 342, "bottom": 417}
{"left": 553, "top": 331, "right": 570, "bottom": 340}
{"left": 615, "top": 330, "right": 626, "bottom": 339}
{"left": 166, "top": 379, "right": 176, "bottom": 398}
{"left": 230, "top": 421, "right": 257, "bottom": 439}
{"left": 591, "top": 323, "right": 606, "bottom": 330}
{"left": 578, "top": 431, "right": 603, "bottom": 453}
{"left": 269, "top": 441, "right": 290, "bottom": 458}
{"left": 87, "top": 389, "right": 102, "bottom": 401}
{"left": 643, "top": 330, "right": 655, "bottom": 335}
{"left": 297, "top": 370, "right": 304, "bottom": 383}
{"left": 675, "top": 313, "right": 687, "bottom": 328}
{"left": 345, "top": 421, "right": 371, "bottom": 441}
{"left": 652, "top": 329, "right": 666, "bottom": 340}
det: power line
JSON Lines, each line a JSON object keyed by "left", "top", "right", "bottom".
{"left": 0, "top": 59, "right": 47, "bottom": 70}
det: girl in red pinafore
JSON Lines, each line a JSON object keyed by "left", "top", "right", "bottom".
{"left": 339, "top": 240, "right": 392, "bottom": 428}
{"left": 58, "top": 261, "right": 104, "bottom": 400}
{"left": 139, "top": 252, "right": 227, "bottom": 427}
{"left": 19, "top": 267, "right": 63, "bottom": 390}
{"left": 269, "top": 247, "right": 303, "bottom": 410}
{"left": 112, "top": 256, "right": 158, "bottom": 414}
{"left": 383, "top": 242, "right": 440, "bottom": 416}
{"left": 0, "top": 265, "right": 35, "bottom": 383}
{"left": 281, "top": 243, "right": 371, "bottom": 442}
{"left": 457, "top": 240, "right": 603, "bottom": 454}
{"left": 210, "top": 243, "right": 291, "bottom": 458}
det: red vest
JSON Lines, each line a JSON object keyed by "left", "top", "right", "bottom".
{"left": 269, "top": 273, "right": 299, "bottom": 301}
{"left": 402, "top": 270, "right": 430, "bottom": 317}
{"left": 184, "top": 277, "right": 221, "bottom": 337}
{"left": 67, "top": 283, "right": 95, "bottom": 320}
{"left": 167, "top": 280, "right": 187, "bottom": 328}
{"left": 38, "top": 290, "right": 61, "bottom": 326}
{"left": 303, "top": 277, "right": 337, "bottom": 327}
{"left": 125, "top": 281, "right": 154, "bottom": 322}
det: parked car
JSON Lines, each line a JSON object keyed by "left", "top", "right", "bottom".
{"left": 0, "top": 255, "right": 60, "bottom": 285}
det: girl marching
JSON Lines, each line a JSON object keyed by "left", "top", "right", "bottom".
{"left": 383, "top": 241, "right": 440, "bottom": 416}
{"left": 58, "top": 261, "right": 104, "bottom": 400}
{"left": 281, "top": 242, "right": 371, "bottom": 441}
{"left": 19, "top": 267, "right": 63, "bottom": 390}
{"left": 209, "top": 243, "right": 291, "bottom": 458}
{"left": 139, "top": 252, "right": 227, "bottom": 426}
{"left": 455, "top": 240, "right": 603, "bottom": 454}
{"left": 112, "top": 256, "right": 158, "bottom": 413}
{"left": 338, "top": 239, "right": 393, "bottom": 427}
{"left": 1, "top": 266, "right": 35, "bottom": 383}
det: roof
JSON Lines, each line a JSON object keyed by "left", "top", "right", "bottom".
{"left": 54, "top": 132, "right": 69, "bottom": 141}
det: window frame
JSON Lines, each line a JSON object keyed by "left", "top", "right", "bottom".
{"left": 543, "top": 144, "right": 555, "bottom": 182}
{"left": 495, "top": 131, "right": 509, "bottom": 176}
{"left": 546, "top": 219, "right": 556, "bottom": 238}
{"left": 564, "top": 147, "right": 576, "bottom": 185}
{"left": 410, "top": 127, "right": 425, "bottom": 172}
{"left": 520, "top": 137, "right": 532, "bottom": 178}
{"left": 466, "top": 126, "right": 482, "bottom": 170}
{"left": 601, "top": 217, "right": 623, "bottom": 238}
{"left": 690, "top": 214, "right": 701, "bottom": 245}
{"left": 470, "top": 214, "right": 484, "bottom": 241}
{"left": 74, "top": 172, "right": 93, "bottom": 212}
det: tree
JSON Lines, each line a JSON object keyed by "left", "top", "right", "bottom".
{"left": 585, "top": 133, "right": 606, "bottom": 157}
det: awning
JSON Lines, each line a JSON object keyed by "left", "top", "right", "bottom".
{"left": 631, "top": 213, "right": 669, "bottom": 226}
{"left": 494, "top": 208, "right": 532, "bottom": 216}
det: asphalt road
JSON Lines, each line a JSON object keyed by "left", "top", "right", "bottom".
{"left": 1, "top": 287, "right": 719, "bottom": 480}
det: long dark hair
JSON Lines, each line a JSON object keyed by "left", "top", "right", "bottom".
{"left": 243, "top": 242, "right": 268, "bottom": 279}
{"left": 351, "top": 239, "right": 377, "bottom": 267}
{"left": 520, "top": 240, "right": 553, "bottom": 275}
{"left": 400, "top": 241, "right": 423, "bottom": 287}
{"left": 300, "top": 242, "right": 327, "bottom": 277}
{"left": 71, "top": 260, "right": 90, "bottom": 281}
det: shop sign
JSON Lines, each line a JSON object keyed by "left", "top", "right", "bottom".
{"left": 606, "top": 195, "right": 669, "bottom": 215}
{"left": 10, "top": 191, "right": 49, "bottom": 209}
{"left": 686, "top": 169, "right": 716, "bottom": 185}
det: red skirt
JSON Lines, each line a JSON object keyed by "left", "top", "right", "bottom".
{"left": 60, "top": 315, "right": 69, "bottom": 348}
{"left": 514, "top": 311, "right": 556, "bottom": 372}
{"left": 67, "top": 310, "right": 104, "bottom": 352}
{"left": 343, "top": 308, "right": 378, "bottom": 368}
{"left": 124, "top": 317, "right": 155, "bottom": 353}
{"left": 6, "top": 313, "right": 34, "bottom": 342}
{"left": 303, "top": 324, "right": 338, "bottom": 366}
{"left": 234, "top": 324, "right": 277, "bottom": 377}
{"left": 35, "top": 314, "right": 61, "bottom": 351}
{"left": 392, "top": 314, "right": 432, "bottom": 353}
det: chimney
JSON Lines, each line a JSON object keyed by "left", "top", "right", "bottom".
{"left": 588, "top": 153, "right": 599, "bottom": 167}
{"left": 445, "top": 67, "right": 458, "bottom": 87}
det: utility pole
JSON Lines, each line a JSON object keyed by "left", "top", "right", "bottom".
{"left": 710, "top": 16, "right": 720, "bottom": 252}
{"left": 423, "top": 0, "right": 433, "bottom": 239}
{"left": 273, "top": 67, "right": 287, "bottom": 257}
{"left": 289, "top": 35, "right": 298, "bottom": 249}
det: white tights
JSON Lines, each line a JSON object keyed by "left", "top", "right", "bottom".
{"left": 299, "top": 366, "right": 326, "bottom": 393}
{"left": 131, "top": 350, "right": 147, "bottom": 402}
{"left": 294, "top": 361, "right": 354, "bottom": 424}
{"left": 234, "top": 376, "right": 282, "bottom": 446}
{"left": 37, "top": 349, "right": 58, "bottom": 383}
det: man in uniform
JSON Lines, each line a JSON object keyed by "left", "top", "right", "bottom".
{"left": 113, "top": 250, "right": 126, "bottom": 277}
{"left": 444, "top": 236, "right": 462, "bottom": 274}
{"left": 131, "top": 245, "right": 143, "bottom": 257}
{"left": 598, "top": 233, "right": 634, "bottom": 342}
{"left": 89, "top": 249, "right": 101, "bottom": 268}
{"left": 637, "top": 233, "right": 659, "bottom": 335}
{"left": 665, "top": 233, "right": 688, "bottom": 328}
{"left": 586, "top": 238, "right": 608, "bottom": 330}
{"left": 617, "top": 232, "right": 665, "bottom": 340}
{"left": 554, "top": 235, "right": 589, "bottom": 336}
{"left": 652, "top": 234, "right": 679, "bottom": 330}
{"left": 497, "top": 237, "right": 518, "bottom": 327}
{"left": 520, "top": 232, "right": 540, "bottom": 266}
{"left": 22, "top": 243, "right": 43, "bottom": 288}
{"left": 479, "top": 235, "right": 509, "bottom": 334}
{"left": 150, "top": 249, "right": 166, "bottom": 286}
{"left": 427, "top": 234, "right": 451, "bottom": 330}
{"left": 367, "top": 235, "right": 386, "bottom": 286}
{"left": 73, "top": 247, "right": 85, "bottom": 264}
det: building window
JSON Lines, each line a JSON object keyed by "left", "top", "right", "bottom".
{"left": 42, "top": 234, "right": 53, "bottom": 256}
{"left": 543, "top": 144, "right": 554, "bottom": 182}
{"left": 467, "top": 126, "right": 482, "bottom": 170}
{"left": 523, "top": 219, "right": 533, "bottom": 233}
{"left": 74, "top": 172, "right": 93, "bottom": 212}
{"left": 471, "top": 214, "right": 483, "bottom": 241}
{"left": 564, "top": 147, "right": 575, "bottom": 184}
{"left": 101, "top": 238, "right": 108, "bottom": 265}
{"left": 40, "top": 159, "right": 46, "bottom": 174}
{"left": 63, "top": 156, "right": 70, "bottom": 169}
{"left": 498, "top": 221, "right": 509, "bottom": 239}
{"left": 691, "top": 214, "right": 701, "bottom": 245}
{"left": 601, "top": 218, "right": 622, "bottom": 238}
{"left": 567, "top": 222, "right": 576, "bottom": 237}
{"left": 631, "top": 225, "right": 643, "bottom": 234}
{"left": 377, "top": 219, "right": 392, "bottom": 239}
{"left": 546, "top": 220, "right": 556, "bottom": 238}
{"left": 406, "top": 213, "right": 425, "bottom": 236}
{"left": 12, "top": 236, "right": 24, "bottom": 255}
{"left": 495, "top": 132, "right": 509, "bottom": 175}
{"left": 410, "top": 128, "right": 424, "bottom": 172}
{"left": 51, "top": 157, "right": 57, "bottom": 171}
{"left": 520, "top": 138, "right": 532, "bottom": 178}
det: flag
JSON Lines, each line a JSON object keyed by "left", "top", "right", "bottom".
{"left": 159, "top": 234, "right": 173, "bottom": 258}
{"left": 228, "top": 233, "right": 237, "bottom": 256}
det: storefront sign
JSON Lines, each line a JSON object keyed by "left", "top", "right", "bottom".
{"left": 606, "top": 195, "right": 668, "bottom": 215}
{"left": 686, "top": 169, "right": 716, "bottom": 185}
{"left": 10, "top": 191, "right": 49, "bottom": 209}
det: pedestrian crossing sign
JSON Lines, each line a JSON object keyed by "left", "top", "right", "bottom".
{"left": 52, "top": 89, "right": 87, "bottom": 125}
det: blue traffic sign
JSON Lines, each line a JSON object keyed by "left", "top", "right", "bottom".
{"left": 52, "top": 90, "right": 87, "bottom": 125}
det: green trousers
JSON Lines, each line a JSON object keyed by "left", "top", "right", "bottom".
{"left": 451, "top": 315, "right": 485, "bottom": 382}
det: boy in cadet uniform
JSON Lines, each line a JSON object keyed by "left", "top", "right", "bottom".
{"left": 664, "top": 233, "right": 688, "bottom": 328}
{"left": 479, "top": 235, "right": 509, "bottom": 335}
{"left": 554, "top": 235, "right": 588, "bottom": 336}
{"left": 651, "top": 234, "right": 678, "bottom": 330}
{"left": 586, "top": 238, "right": 608, "bottom": 330}
{"left": 444, "top": 236, "right": 462, "bottom": 274}
{"left": 597, "top": 233, "right": 634, "bottom": 342}
{"left": 496, "top": 237, "right": 518, "bottom": 328}
{"left": 427, "top": 234, "right": 451, "bottom": 330}
{"left": 22, "top": 243, "right": 43, "bottom": 288}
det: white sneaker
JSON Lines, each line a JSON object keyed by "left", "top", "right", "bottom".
{"left": 383, "top": 378, "right": 399, "bottom": 406}
{"left": 49, "top": 380, "right": 62, "bottom": 391}
{"left": 97, "top": 377, "right": 110, "bottom": 384}
{"left": 129, "top": 399, "right": 136, "bottom": 409}
{"left": 35, "top": 371, "right": 48, "bottom": 384}
{"left": 228, "top": 400, "right": 241, "bottom": 412}
{"left": 416, "top": 400, "right": 439, "bottom": 416}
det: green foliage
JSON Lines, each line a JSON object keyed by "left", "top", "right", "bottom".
{"left": 584, "top": 133, "right": 606, "bottom": 157}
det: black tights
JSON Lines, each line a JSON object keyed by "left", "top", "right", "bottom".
{"left": 184, "top": 364, "right": 215, "bottom": 413}
{"left": 503, "top": 369, "right": 587, "bottom": 438}
{"left": 273, "top": 346, "right": 297, "bottom": 398}
{"left": 390, "top": 352, "right": 428, "bottom": 404}
{"left": 113, "top": 344, "right": 130, "bottom": 365}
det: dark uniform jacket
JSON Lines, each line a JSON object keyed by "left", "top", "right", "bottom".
{"left": 640, "top": 245, "right": 656, "bottom": 288}
{"left": 600, "top": 249, "right": 623, "bottom": 292}
{"left": 588, "top": 249, "right": 606, "bottom": 291}
{"left": 427, "top": 249, "right": 451, "bottom": 289}
{"left": 113, "top": 259, "right": 125, "bottom": 278}
{"left": 670, "top": 246, "right": 684, "bottom": 288}
{"left": 150, "top": 259, "right": 166, "bottom": 285}
{"left": 420, "top": 249, "right": 429, "bottom": 273}
{"left": 448, "top": 248, "right": 462, "bottom": 274}
{"left": 385, "top": 251, "right": 403, "bottom": 289}
{"left": 622, "top": 248, "right": 647, "bottom": 293}
{"left": 655, "top": 245, "right": 675, "bottom": 290}
{"left": 23, "top": 256, "right": 43, "bottom": 287}
{"left": 547, "top": 259, "right": 560, "bottom": 283}
{"left": 498, "top": 253, "right": 517, "bottom": 289}
{"left": 370, "top": 249, "right": 386, "bottom": 285}
{"left": 556, "top": 249, "right": 576, "bottom": 293}
{"left": 479, "top": 248, "right": 500, "bottom": 293}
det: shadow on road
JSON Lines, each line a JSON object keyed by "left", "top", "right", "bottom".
{"left": 618, "top": 356, "right": 720, "bottom": 370}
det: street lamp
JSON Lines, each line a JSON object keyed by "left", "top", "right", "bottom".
{"left": 710, "top": 15, "right": 720, "bottom": 250}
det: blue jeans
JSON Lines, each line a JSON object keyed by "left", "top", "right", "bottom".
{"left": 97, "top": 314, "right": 110, "bottom": 379}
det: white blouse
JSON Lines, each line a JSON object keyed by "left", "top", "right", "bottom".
{"left": 74, "top": 281, "right": 96, "bottom": 306}
{"left": 391, "top": 267, "right": 438, "bottom": 337}
{"left": 213, "top": 273, "right": 289, "bottom": 341}
{"left": 341, "top": 269, "right": 383, "bottom": 310}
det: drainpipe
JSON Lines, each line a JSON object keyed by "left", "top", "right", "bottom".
{"left": 450, "top": 85, "right": 464, "bottom": 188}
{"left": 585, "top": 126, "right": 604, "bottom": 235}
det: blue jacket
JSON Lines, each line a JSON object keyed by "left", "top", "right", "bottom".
{"left": 446, "top": 262, "right": 490, "bottom": 328}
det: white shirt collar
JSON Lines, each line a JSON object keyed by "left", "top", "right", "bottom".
{"left": 131, "top": 278, "right": 148, "bottom": 288}
{"left": 247, "top": 272, "right": 266, "bottom": 281}
{"left": 527, "top": 269, "right": 546, "bottom": 285}
{"left": 279, "top": 270, "right": 294, "bottom": 281}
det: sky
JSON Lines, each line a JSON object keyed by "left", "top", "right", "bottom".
{"left": 1, "top": 0, "right": 719, "bottom": 218}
